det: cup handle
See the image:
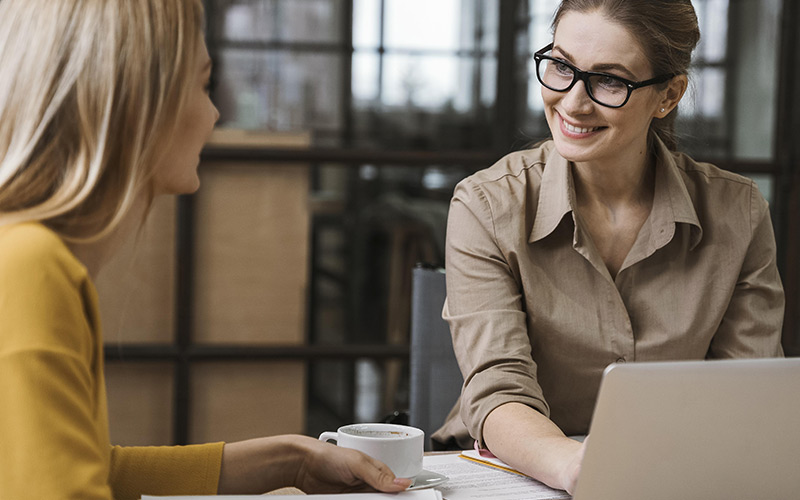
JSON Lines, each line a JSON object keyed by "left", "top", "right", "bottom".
{"left": 319, "top": 431, "right": 338, "bottom": 444}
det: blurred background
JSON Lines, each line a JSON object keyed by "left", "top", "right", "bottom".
{"left": 98, "top": 0, "right": 800, "bottom": 446}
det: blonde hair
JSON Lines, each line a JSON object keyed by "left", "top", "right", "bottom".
{"left": 0, "top": 0, "right": 205, "bottom": 241}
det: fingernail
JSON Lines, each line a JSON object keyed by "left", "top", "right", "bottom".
{"left": 393, "top": 477, "right": 412, "bottom": 487}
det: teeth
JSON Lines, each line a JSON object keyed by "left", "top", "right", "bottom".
{"left": 564, "top": 122, "right": 598, "bottom": 134}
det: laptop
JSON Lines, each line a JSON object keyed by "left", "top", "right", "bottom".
{"left": 573, "top": 357, "right": 800, "bottom": 500}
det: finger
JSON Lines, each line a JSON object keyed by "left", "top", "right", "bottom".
{"left": 349, "top": 451, "right": 411, "bottom": 492}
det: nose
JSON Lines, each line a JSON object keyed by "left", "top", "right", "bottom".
{"left": 560, "top": 79, "right": 595, "bottom": 115}
{"left": 212, "top": 102, "right": 221, "bottom": 124}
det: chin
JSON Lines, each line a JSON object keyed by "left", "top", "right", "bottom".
{"left": 155, "top": 176, "right": 201, "bottom": 196}
{"left": 552, "top": 136, "right": 597, "bottom": 163}
{"left": 178, "top": 178, "right": 201, "bottom": 195}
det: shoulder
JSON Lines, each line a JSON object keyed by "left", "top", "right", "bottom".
{"left": 670, "top": 151, "right": 765, "bottom": 220}
{"left": 0, "top": 222, "right": 95, "bottom": 354}
{"left": 454, "top": 141, "right": 553, "bottom": 211}
{"left": 463, "top": 141, "right": 552, "bottom": 189}
{"left": 0, "top": 222, "right": 87, "bottom": 281}
{"left": 673, "top": 153, "right": 757, "bottom": 198}
{"left": 672, "top": 151, "right": 755, "bottom": 189}
{"left": 664, "top": 151, "right": 771, "bottom": 245}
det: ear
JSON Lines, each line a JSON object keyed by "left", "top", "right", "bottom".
{"left": 655, "top": 74, "right": 688, "bottom": 118}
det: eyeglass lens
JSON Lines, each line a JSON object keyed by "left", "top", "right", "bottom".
{"left": 537, "top": 58, "right": 629, "bottom": 107}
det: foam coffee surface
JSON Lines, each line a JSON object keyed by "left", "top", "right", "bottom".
{"left": 345, "top": 429, "right": 408, "bottom": 438}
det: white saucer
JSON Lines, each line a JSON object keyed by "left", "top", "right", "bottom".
{"left": 408, "top": 469, "right": 448, "bottom": 490}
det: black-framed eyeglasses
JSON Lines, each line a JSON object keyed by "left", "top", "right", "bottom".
{"left": 533, "top": 43, "right": 675, "bottom": 108}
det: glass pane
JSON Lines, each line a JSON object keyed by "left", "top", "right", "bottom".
{"left": 215, "top": 0, "right": 342, "bottom": 43}
{"left": 278, "top": 0, "right": 342, "bottom": 42}
{"left": 381, "top": 54, "right": 465, "bottom": 109}
{"left": 748, "top": 174, "right": 774, "bottom": 205}
{"left": 352, "top": 51, "right": 380, "bottom": 103}
{"left": 214, "top": 49, "right": 342, "bottom": 131}
{"left": 106, "top": 362, "right": 173, "bottom": 446}
{"left": 695, "top": 0, "right": 729, "bottom": 63}
{"left": 729, "top": 0, "right": 780, "bottom": 160}
{"left": 384, "top": 0, "right": 461, "bottom": 51}
{"left": 216, "top": 0, "right": 277, "bottom": 41}
{"left": 353, "top": 0, "right": 381, "bottom": 49}
{"left": 480, "top": 0, "right": 500, "bottom": 52}
{"left": 480, "top": 57, "right": 498, "bottom": 108}
{"left": 190, "top": 362, "right": 306, "bottom": 443}
{"left": 193, "top": 161, "right": 310, "bottom": 345}
{"left": 528, "top": 0, "right": 559, "bottom": 53}
{"left": 307, "top": 358, "right": 410, "bottom": 437}
{"left": 682, "top": 66, "right": 727, "bottom": 120}
{"left": 308, "top": 360, "right": 352, "bottom": 436}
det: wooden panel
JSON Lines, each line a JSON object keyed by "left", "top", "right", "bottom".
{"left": 95, "top": 196, "right": 176, "bottom": 343}
{"left": 105, "top": 362, "right": 174, "bottom": 446}
{"left": 189, "top": 361, "right": 306, "bottom": 443}
{"left": 192, "top": 162, "right": 310, "bottom": 345}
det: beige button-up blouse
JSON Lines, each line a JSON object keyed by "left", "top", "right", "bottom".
{"left": 432, "top": 138, "right": 784, "bottom": 449}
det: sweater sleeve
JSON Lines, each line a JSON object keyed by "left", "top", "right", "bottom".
{"left": 0, "top": 224, "right": 113, "bottom": 499}
{"left": 109, "top": 442, "right": 224, "bottom": 499}
{"left": 1, "top": 224, "right": 224, "bottom": 499}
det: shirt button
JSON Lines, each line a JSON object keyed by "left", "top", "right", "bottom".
{"left": 616, "top": 357, "right": 626, "bottom": 363}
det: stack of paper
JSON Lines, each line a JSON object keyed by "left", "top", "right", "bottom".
{"left": 142, "top": 490, "right": 441, "bottom": 500}
{"left": 424, "top": 452, "right": 570, "bottom": 500}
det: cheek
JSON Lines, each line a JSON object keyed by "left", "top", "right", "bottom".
{"left": 541, "top": 87, "right": 558, "bottom": 108}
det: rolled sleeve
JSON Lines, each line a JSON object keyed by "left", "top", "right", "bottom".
{"left": 444, "top": 178, "right": 549, "bottom": 446}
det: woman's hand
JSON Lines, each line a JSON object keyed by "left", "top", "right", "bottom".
{"left": 217, "top": 435, "right": 412, "bottom": 495}
{"left": 292, "top": 436, "right": 412, "bottom": 493}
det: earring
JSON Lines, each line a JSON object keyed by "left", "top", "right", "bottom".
{"left": 660, "top": 108, "right": 666, "bottom": 113}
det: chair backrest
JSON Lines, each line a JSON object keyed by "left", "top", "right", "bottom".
{"left": 408, "top": 265, "right": 463, "bottom": 450}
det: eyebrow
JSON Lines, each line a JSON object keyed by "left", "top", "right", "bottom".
{"left": 552, "top": 45, "right": 637, "bottom": 80}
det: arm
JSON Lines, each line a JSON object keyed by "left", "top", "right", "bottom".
{"left": 709, "top": 186, "right": 784, "bottom": 358}
{"left": 484, "top": 403, "right": 585, "bottom": 494}
{"left": 217, "top": 435, "right": 411, "bottom": 494}
{"left": 0, "top": 230, "right": 113, "bottom": 499}
{"left": 444, "top": 178, "right": 583, "bottom": 492}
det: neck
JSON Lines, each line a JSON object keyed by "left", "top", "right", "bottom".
{"left": 65, "top": 196, "right": 148, "bottom": 280}
{"left": 572, "top": 140, "right": 654, "bottom": 209}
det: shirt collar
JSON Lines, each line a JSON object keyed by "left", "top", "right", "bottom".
{"left": 528, "top": 136, "right": 703, "bottom": 249}
{"left": 651, "top": 135, "right": 703, "bottom": 250}
{"left": 529, "top": 145, "right": 573, "bottom": 243}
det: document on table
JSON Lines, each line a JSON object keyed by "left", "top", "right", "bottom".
{"left": 142, "top": 490, "right": 441, "bottom": 499}
{"left": 423, "top": 453, "right": 570, "bottom": 500}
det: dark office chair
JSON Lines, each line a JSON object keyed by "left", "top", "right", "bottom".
{"left": 409, "top": 265, "right": 463, "bottom": 450}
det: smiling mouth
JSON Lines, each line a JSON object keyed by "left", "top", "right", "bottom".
{"left": 563, "top": 121, "right": 600, "bottom": 134}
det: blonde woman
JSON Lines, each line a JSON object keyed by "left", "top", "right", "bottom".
{"left": 0, "top": 1, "right": 411, "bottom": 498}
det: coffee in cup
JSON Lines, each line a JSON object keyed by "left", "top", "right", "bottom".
{"left": 318, "top": 423, "right": 424, "bottom": 479}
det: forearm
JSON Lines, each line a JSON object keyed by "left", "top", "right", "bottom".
{"left": 218, "top": 435, "right": 305, "bottom": 494}
{"left": 483, "top": 402, "right": 583, "bottom": 493}
{"left": 218, "top": 434, "right": 410, "bottom": 495}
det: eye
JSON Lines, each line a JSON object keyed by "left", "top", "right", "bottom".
{"left": 553, "top": 61, "right": 573, "bottom": 76}
{"left": 596, "top": 75, "right": 626, "bottom": 91}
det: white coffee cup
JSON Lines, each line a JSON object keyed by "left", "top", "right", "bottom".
{"left": 318, "top": 423, "right": 424, "bottom": 479}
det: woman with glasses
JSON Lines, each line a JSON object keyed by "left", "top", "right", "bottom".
{"left": 433, "top": 0, "right": 784, "bottom": 494}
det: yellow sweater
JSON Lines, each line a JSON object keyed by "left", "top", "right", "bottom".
{"left": 0, "top": 222, "right": 223, "bottom": 499}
